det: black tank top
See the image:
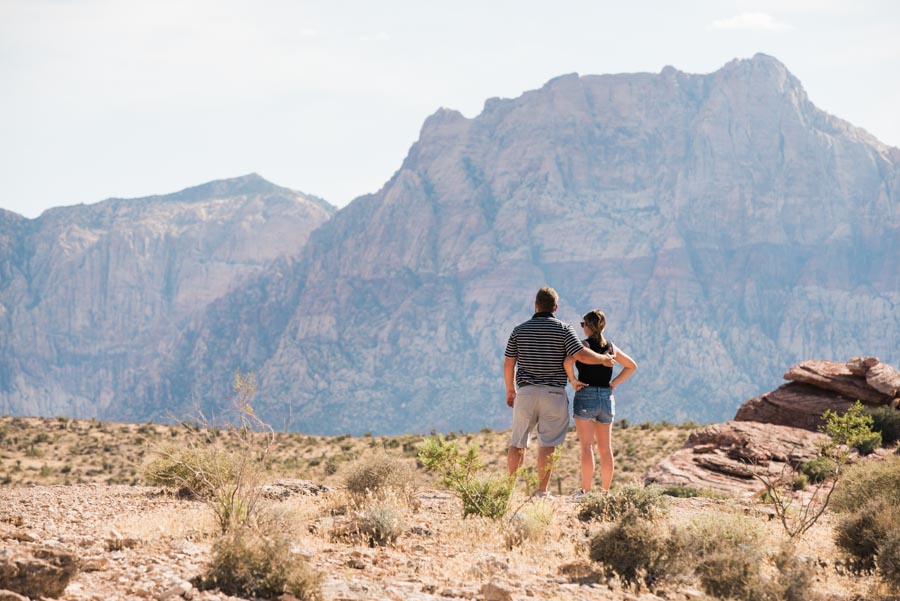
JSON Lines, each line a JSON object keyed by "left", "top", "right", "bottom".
{"left": 575, "top": 337, "right": 613, "bottom": 387}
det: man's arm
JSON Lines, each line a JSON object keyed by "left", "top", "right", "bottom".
{"left": 504, "top": 357, "right": 517, "bottom": 407}
{"left": 564, "top": 355, "right": 586, "bottom": 391}
{"left": 573, "top": 346, "right": 615, "bottom": 366}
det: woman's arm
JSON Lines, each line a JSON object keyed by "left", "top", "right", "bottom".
{"left": 609, "top": 345, "right": 637, "bottom": 390}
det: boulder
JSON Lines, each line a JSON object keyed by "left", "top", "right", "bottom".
{"left": 0, "top": 546, "right": 79, "bottom": 599}
{"left": 783, "top": 360, "right": 891, "bottom": 405}
{"left": 259, "top": 479, "right": 332, "bottom": 500}
{"left": 734, "top": 382, "right": 854, "bottom": 431}
{"left": 644, "top": 421, "right": 827, "bottom": 497}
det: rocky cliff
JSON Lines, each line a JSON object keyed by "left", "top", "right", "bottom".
{"left": 171, "top": 54, "right": 899, "bottom": 434}
{"left": 0, "top": 174, "right": 334, "bottom": 418}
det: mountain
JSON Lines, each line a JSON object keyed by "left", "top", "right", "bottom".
{"left": 164, "top": 54, "right": 899, "bottom": 434}
{"left": 0, "top": 174, "right": 335, "bottom": 418}
{"left": 2, "top": 55, "right": 897, "bottom": 435}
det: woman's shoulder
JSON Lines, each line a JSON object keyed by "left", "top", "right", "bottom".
{"left": 584, "top": 337, "right": 611, "bottom": 352}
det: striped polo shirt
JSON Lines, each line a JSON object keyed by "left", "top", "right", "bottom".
{"left": 505, "top": 312, "right": 584, "bottom": 388}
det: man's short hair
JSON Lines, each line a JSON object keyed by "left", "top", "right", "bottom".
{"left": 535, "top": 287, "right": 558, "bottom": 313}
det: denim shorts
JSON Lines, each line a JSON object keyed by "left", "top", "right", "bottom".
{"left": 573, "top": 387, "right": 615, "bottom": 424}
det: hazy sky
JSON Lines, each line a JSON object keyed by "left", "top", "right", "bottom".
{"left": 2, "top": 0, "right": 899, "bottom": 218}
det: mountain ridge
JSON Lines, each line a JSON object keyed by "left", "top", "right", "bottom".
{"left": 1, "top": 55, "right": 897, "bottom": 435}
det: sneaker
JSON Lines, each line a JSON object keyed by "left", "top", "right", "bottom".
{"left": 534, "top": 490, "right": 552, "bottom": 500}
{"left": 570, "top": 489, "right": 587, "bottom": 503}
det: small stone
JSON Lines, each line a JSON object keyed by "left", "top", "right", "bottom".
{"left": 0, "top": 590, "right": 30, "bottom": 601}
{"left": 481, "top": 583, "right": 513, "bottom": 601}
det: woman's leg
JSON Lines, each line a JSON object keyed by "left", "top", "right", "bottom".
{"left": 575, "top": 417, "right": 596, "bottom": 492}
{"left": 595, "top": 422, "right": 614, "bottom": 491}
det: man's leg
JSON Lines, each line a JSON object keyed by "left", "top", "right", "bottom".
{"left": 536, "top": 445, "right": 556, "bottom": 492}
{"left": 508, "top": 446, "right": 525, "bottom": 476}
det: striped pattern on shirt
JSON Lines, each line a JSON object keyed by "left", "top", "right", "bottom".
{"left": 505, "top": 313, "right": 583, "bottom": 388}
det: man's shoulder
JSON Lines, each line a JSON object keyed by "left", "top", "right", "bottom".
{"left": 513, "top": 316, "right": 575, "bottom": 332}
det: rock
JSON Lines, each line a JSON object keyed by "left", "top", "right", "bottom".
{"left": 784, "top": 360, "right": 891, "bottom": 405}
{"left": 259, "top": 479, "right": 332, "bottom": 500}
{"left": 0, "top": 546, "right": 80, "bottom": 599}
{"left": 156, "top": 580, "right": 192, "bottom": 601}
{"left": 481, "top": 582, "right": 513, "bottom": 601}
{"left": 866, "top": 361, "right": 900, "bottom": 397}
{"left": 644, "top": 421, "right": 827, "bottom": 496}
{"left": 847, "top": 356, "right": 879, "bottom": 376}
{"left": 0, "top": 590, "right": 29, "bottom": 601}
{"left": 734, "top": 382, "right": 854, "bottom": 431}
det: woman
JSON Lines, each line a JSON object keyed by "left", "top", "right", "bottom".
{"left": 564, "top": 309, "right": 637, "bottom": 499}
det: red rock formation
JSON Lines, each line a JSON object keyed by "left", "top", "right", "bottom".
{"left": 784, "top": 360, "right": 892, "bottom": 405}
{"left": 736, "top": 357, "right": 898, "bottom": 431}
{"left": 648, "top": 357, "right": 899, "bottom": 495}
{"left": 644, "top": 421, "right": 827, "bottom": 497}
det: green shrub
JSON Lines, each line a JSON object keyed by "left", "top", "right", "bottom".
{"left": 661, "top": 485, "right": 701, "bottom": 498}
{"left": 832, "top": 456, "right": 900, "bottom": 513}
{"left": 587, "top": 510, "right": 682, "bottom": 587}
{"left": 459, "top": 474, "right": 514, "bottom": 519}
{"left": 799, "top": 456, "right": 838, "bottom": 483}
{"left": 342, "top": 452, "right": 416, "bottom": 504}
{"left": 417, "top": 436, "right": 513, "bottom": 519}
{"left": 821, "top": 400, "right": 879, "bottom": 455}
{"left": 855, "top": 431, "right": 883, "bottom": 456}
{"left": 578, "top": 484, "right": 668, "bottom": 522}
{"left": 205, "top": 527, "right": 322, "bottom": 600}
{"left": 869, "top": 406, "right": 900, "bottom": 446}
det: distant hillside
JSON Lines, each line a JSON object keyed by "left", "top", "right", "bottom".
{"left": 0, "top": 174, "right": 334, "bottom": 419}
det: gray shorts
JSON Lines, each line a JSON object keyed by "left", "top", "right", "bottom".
{"left": 509, "top": 385, "right": 570, "bottom": 448}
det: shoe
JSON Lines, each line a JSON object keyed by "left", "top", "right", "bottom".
{"left": 534, "top": 490, "right": 552, "bottom": 500}
{"left": 570, "top": 489, "right": 587, "bottom": 503}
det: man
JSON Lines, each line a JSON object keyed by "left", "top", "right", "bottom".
{"left": 504, "top": 287, "right": 614, "bottom": 497}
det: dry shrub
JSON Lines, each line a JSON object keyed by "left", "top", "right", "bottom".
{"left": 503, "top": 500, "right": 553, "bottom": 549}
{"left": 205, "top": 526, "right": 322, "bottom": 600}
{"left": 341, "top": 452, "right": 417, "bottom": 505}
{"left": 877, "top": 524, "right": 900, "bottom": 591}
{"left": 578, "top": 484, "right": 668, "bottom": 522}
{"left": 143, "top": 371, "right": 274, "bottom": 533}
{"left": 773, "top": 543, "right": 821, "bottom": 601}
{"left": 835, "top": 498, "right": 900, "bottom": 577}
{"left": 332, "top": 496, "right": 407, "bottom": 547}
{"left": 682, "top": 513, "right": 779, "bottom": 601}
{"left": 683, "top": 513, "right": 765, "bottom": 558}
{"left": 832, "top": 455, "right": 900, "bottom": 513}
{"left": 587, "top": 510, "right": 684, "bottom": 588}
{"left": 353, "top": 503, "right": 405, "bottom": 546}
{"left": 144, "top": 444, "right": 227, "bottom": 498}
